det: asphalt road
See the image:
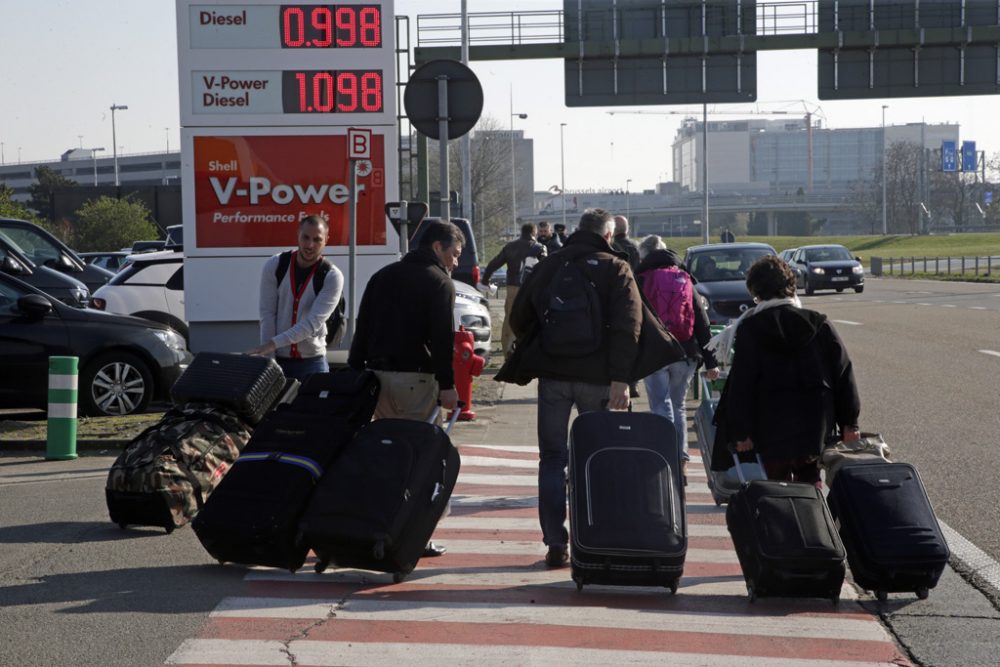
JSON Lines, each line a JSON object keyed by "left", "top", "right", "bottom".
{"left": 799, "top": 277, "right": 1000, "bottom": 562}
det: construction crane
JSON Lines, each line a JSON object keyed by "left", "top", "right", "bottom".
{"left": 607, "top": 101, "right": 825, "bottom": 193}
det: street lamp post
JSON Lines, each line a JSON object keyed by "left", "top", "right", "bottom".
{"left": 90, "top": 147, "right": 106, "bottom": 186}
{"left": 881, "top": 105, "right": 888, "bottom": 235}
{"left": 625, "top": 178, "right": 632, "bottom": 221}
{"left": 510, "top": 110, "right": 527, "bottom": 235}
{"left": 110, "top": 103, "right": 128, "bottom": 186}
{"left": 560, "top": 123, "right": 567, "bottom": 230}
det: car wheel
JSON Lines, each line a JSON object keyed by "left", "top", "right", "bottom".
{"left": 80, "top": 351, "right": 153, "bottom": 416}
{"left": 854, "top": 286, "right": 864, "bottom": 293}
{"left": 804, "top": 279, "right": 815, "bottom": 296}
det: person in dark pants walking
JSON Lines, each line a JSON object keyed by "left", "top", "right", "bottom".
{"left": 481, "top": 223, "right": 547, "bottom": 360}
{"left": 502, "top": 208, "right": 644, "bottom": 568}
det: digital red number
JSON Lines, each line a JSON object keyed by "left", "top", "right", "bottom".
{"left": 361, "top": 72, "right": 382, "bottom": 111}
{"left": 337, "top": 72, "right": 358, "bottom": 112}
{"left": 282, "top": 7, "right": 305, "bottom": 47}
{"left": 335, "top": 7, "right": 356, "bottom": 47}
{"left": 311, "top": 7, "right": 333, "bottom": 47}
{"left": 360, "top": 7, "right": 381, "bottom": 47}
{"left": 313, "top": 72, "right": 335, "bottom": 112}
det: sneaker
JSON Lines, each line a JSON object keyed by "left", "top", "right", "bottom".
{"left": 544, "top": 545, "right": 569, "bottom": 568}
{"left": 422, "top": 541, "right": 447, "bottom": 557}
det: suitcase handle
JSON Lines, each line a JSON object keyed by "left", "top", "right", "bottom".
{"left": 429, "top": 401, "right": 464, "bottom": 435}
{"left": 730, "top": 448, "right": 766, "bottom": 484}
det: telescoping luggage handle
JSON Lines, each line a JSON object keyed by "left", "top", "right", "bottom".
{"left": 730, "top": 447, "right": 767, "bottom": 484}
{"left": 429, "top": 401, "right": 465, "bottom": 436}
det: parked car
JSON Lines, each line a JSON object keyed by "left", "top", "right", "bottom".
{"left": 0, "top": 272, "right": 191, "bottom": 416}
{"left": 0, "top": 217, "right": 113, "bottom": 292}
{"left": 80, "top": 251, "right": 132, "bottom": 273}
{"left": 408, "top": 217, "right": 481, "bottom": 287}
{"left": 164, "top": 224, "right": 183, "bottom": 251}
{"left": 779, "top": 247, "right": 798, "bottom": 264}
{"left": 683, "top": 242, "right": 777, "bottom": 325}
{"left": 90, "top": 250, "right": 187, "bottom": 341}
{"left": 790, "top": 245, "right": 865, "bottom": 295}
{"left": 0, "top": 234, "right": 90, "bottom": 308}
{"left": 130, "top": 240, "right": 167, "bottom": 254}
{"left": 453, "top": 278, "right": 492, "bottom": 356}
{"left": 486, "top": 266, "right": 507, "bottom": 287}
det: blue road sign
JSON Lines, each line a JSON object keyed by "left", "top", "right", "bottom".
{"left": 962, "top": 141, "right": 977, "bottom": 172}
{"left": 985, "top": 191, "right": 993, "bottom": 205}
{"left": 941, "top": 141, "right": 957, "bottom": 172}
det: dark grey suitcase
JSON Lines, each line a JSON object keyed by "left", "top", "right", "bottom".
{"left": 300, "top": 407, "right": 461, "bottom": 583}
{"left": 170, "top": 352, "right": 286, "bottom": 425}
{"left": 568, "top": 410, "right": 687, "bottom": 593}
{"left": 828, "top": 461, "right": 949, "bottom": 601}
{"left": 726, "top": 452, "right": 846, "bottom": 603}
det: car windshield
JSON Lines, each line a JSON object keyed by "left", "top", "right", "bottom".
{"left": 0, "top": 226, "right": 62, "bottom": 266}
{"left": 689, "top": 248, "right": 773, "bottom": 283}
{"left": 805, "top": 247, "right": 853, "bottom": 262}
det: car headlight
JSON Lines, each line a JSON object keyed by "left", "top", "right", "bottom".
{"left": 73, "top": 287, "right": 89, "bottom": 307}
{"left": 852, "top": 265, "right": 864, "bottom": 275}
{"left": 811, "top": 267, "right": 826, "bottom": 275}
{"left": 152, "top": 329, "right": 187, "bottom": 351}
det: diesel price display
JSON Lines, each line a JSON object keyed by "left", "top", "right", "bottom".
{"left": 190, "top": 5, "right": 382, "bottom": 49}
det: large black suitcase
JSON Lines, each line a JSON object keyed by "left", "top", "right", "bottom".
{"left": 170, "top": 353, "right": 286, "bottom": 425}
{"left": 290, "top": 368, "right": 380, "bottom": 425}
{"left": 568, "top": 410, "right": 687, "bottom": 593}
{"left": 299, "top": 408, "right": 461, "bottom": 583}
{"left": 191, "top": 408, "right": 361, "bottom": 571}
{"left": 827, "top": 461, "right": 949, "bottom": 601}
{"left": 726, "top": 452, "right": 846, "bottom": 603}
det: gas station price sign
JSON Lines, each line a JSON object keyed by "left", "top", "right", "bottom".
{"left": 178, "top": 0, "right": 395, "bottom": 126}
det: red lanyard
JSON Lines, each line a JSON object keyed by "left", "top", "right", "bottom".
{"left": 288, "top": 251, "right": 320, "bottom": 359}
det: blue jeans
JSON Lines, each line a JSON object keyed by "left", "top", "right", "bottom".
{"left": 276, "top": 355, "right": 328, "bottom": 383}
{"left": 643, "top": 358, "right": 696, "bottom": 461}
{"left": 536, "top": 378, "right": 609, "bottom": 549}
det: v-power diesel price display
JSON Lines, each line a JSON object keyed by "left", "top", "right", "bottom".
{"left": 195, "top": 70, "right": 383, "bottom": 113}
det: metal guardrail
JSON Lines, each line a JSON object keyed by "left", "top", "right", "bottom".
{"left": 872, "top": 255, "right": 999, "bottom": 278}
{"left": 415, "top": 2, "right": 819, "bottom": 47}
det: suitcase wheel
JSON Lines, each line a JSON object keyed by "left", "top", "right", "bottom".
{"left": 117, "top": 523, "right": 128, "bottom": 530}
{"left": 916, "top": 587, "right": 930, "bottom": 600}
{"left": 667, "top": 580, "right": 679, "bottom": 595}
{"left": 393, "top": 572, "right": 406, "bottom": 584}
{"left": 217, "top": 560, "right": 226, "bottom": 566}
{"left": 747, "top": 585, "right": 757, "bottom": 603}
{"left": 314, "top": 557, "right": 330, "bottom": 574}
{"left": 164, "top": 525, "right": 174, "bottom": 535}
{"left": 876, "top": 589, "right": 889, "bottom": 603}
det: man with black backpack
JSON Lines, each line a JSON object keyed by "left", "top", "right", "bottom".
{"left": 480, "top": 223, "right": 547, "bottom": 360}
{"left": 501, "top": 208, "right": 644, "bottom": 568}
{"left": 249, "top": 215, "right": 343, "bottom": 381}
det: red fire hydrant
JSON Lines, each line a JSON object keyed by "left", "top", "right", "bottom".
{"left": 452, "top": 326, "right": 485, "bottom": 421}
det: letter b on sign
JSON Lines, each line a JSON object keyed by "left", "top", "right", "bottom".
{"left": 348, "top": 128, "right": 372, "bottom": 160}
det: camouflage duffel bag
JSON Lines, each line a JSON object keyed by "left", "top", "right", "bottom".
{"left": 105, "top": 403, "right": 252, "bottom": 532}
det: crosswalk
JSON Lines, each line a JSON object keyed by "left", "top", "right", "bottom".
{"left": 165, "top": 442, "right": 912, "bottom": 666}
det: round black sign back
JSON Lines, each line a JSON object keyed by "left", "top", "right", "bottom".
{"left": 404, "top": 59, "right": 484, "bottom": 140}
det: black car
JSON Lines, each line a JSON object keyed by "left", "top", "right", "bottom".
{"left": 408, "top": 217, "right": 481, "bottom": 287}
{"left": 683, "top": 242, "right": 777, "bottom": 325}
{"left": 790, "top": 245, "right": 865, "bottom": 295}
{"left": 0, "top": 272, "right": 191, "bottom": 416}
{"left": 0, "top": 234, "right": 90, "bottom": 308}
{"left": 0, "top": 217, "right": 114, "bottom": 293}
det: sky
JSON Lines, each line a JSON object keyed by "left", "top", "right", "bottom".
{"left": 3, "top": 0, "right": 999, "bottom": 194}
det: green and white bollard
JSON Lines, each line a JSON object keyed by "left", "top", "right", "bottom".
{"left": 47, "top": 356, "right": 79, "bottom": 461}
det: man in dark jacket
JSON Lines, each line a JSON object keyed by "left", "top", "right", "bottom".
{"left": 536, "top": 221, "right": 563, "bottom": 254}
{"left": 553, "top": 222, "right": 568, "bottom": 245}
{"left": 504, "top": 208, "right": 642, "bottom": 568}
{"left": 481, "top": 223, "right": 547, "bottom": 360}
{"left": 711, "top": 256, "right": 861, "bottom": 484}
{"left": 612, "top": 215, "right": 640, "bottom": 272}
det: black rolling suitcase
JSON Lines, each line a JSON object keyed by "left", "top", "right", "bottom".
{"left": 827, "top": 461, "right": 949, "bottom": 601}
{"left": 568, "top": 410, "right": 687, "bottom": 593}
{"left": 170, "top": 353, "right": 286, "bottom": 425}
{"left": 290, "top": 367, "right": 381, "bottom": 426}
{"left": 726, "top": 452, "right": 846, "bottom": 603}
{"left": 299, "top": 407, "right": 462, "bottom": 583}
{"left": 191, "top": 369, "right": 380, "bottom": 571}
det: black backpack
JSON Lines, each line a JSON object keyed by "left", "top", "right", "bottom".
{"left": 539, "top": 257, "right": 604, "bottom": 357}
{"left": 275, "top": 251, "right": 347, "bottom": 347}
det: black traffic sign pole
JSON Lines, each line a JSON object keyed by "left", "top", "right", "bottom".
{"left": 437, "top": 75, "right": 451, "bottom": 223}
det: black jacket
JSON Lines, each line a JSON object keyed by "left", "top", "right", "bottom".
{"left": 710, "top": 305, "right": 861, "bottom": 471}
{"left": 635, "top": 249, "right": 719, "bottom": 369}
{"left": 539, "top": 234, "right": 563, "bottom": 255}
{"left": 504, "top": 231, "right": 642, "bottom": 384}
{"left": 612, "top": 234, "right": 640, "bottom": 272}
{"left": 482, "top": 234, "right": 546, "bottom": 287}
{"left": 348, "top": 247, "right": 456, "bottom": 389}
